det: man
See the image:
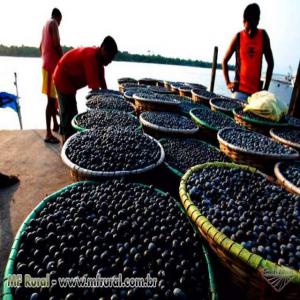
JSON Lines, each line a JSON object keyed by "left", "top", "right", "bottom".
{"left": 53, "top": 36, "right": 118, "bottom": 143}
{"left": 222, "top": 3, "right": 274, "bottom": 101}
{"left": 40, "top": 8, "right": 63, "bottom": 143}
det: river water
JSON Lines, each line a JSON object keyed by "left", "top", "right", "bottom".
{"left": 0, "top": 56, "right": 232, "bottom": 130}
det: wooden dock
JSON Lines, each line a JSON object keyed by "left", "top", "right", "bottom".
{"left": 0, "top": 130, "right": 73, "bottom": 282}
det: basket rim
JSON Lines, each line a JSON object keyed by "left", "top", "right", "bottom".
{"left": 179, "top": 161, "right": 300, "bottom": 284}
{"left": 2, "top": 180, "right": 218, "bottom": 300}
{"left": 274, "top": 162, "right": 300, "bottom": 195}
{"left": 270, "top": 128, "right": 300, "bottom": 150}
{"left": 133, "top": 93, "right": 181, "bottom": 106}
{"left": 190, "top": 108, "right": 236, "bottom": 132}
{"left": 233, "top": 108, "right": 290, "bottom": 127}
{"left": 139, "top": 112, "right": 199, "bottom": 134}
{"left": 71, "top": 110, "right": 140, "bottom": 132}
{"left": 217, "top": 127, "right": 299, "bottom": 159}
{"left": 61, "top": 131, "right": 165, "bottom": 178}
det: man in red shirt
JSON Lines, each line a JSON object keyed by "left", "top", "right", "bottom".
{"left": 40, "top": 8, "right": 63, "bottom": 144}
{"left": 53, "top": 36, "right": 118, "bottom": 143}
{"left": 222, "top": 3, "right": 274, "bottom": 101}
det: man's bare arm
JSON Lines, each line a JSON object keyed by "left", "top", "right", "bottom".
{"left": 262, "top": 31, "right": 274, "bottom": 91}
{"left": 222, "top": 35, "right": 237, "bottom": 91}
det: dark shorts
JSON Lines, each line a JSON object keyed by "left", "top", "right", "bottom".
{"left": 56, "top": 90, "right": 78, "bottom": 139}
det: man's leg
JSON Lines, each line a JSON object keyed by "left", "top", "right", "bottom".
{"left": 43, "top": 68, "right": 59, "bottom": 143}
{"left": 50, "top": 97, "right": 59, "bottom": 132}
{"left": 45, "top": 97, "right": 59, "bottom": 143}
{"left": 57, "top": 91, "right": 78, "bottom": 144}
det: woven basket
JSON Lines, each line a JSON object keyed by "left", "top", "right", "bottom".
{"left": 233, "top": 109, "right": 290, "bottom": 135}
{"left": 163, "top": 80, "right": 172, "bottom": 91}
{"left": 179, "top": 162, "right": 300, "bottom": 300}
{"left": 2, "top": 181, "right": 218, "bottom": 300}
{"left": 123, "top": 91, "right": 135, "bottom": 104}
{"left": 133, "top": 94, "right": 180, "bottom": 114}
{"left": 179, "top": 87, "right": 192, "bottom": 98}
{"left": 85, "top": 89, "right": 122, "bottom": 100}
{"left": 170, "top": 84, "right": 181, "bottom": 94}
{"left": 191, "top": 90, "right": 211, "bottom": 106}
{"left": 270, "top": 128, "right": 300, "bottom": 150}
{"left": 210, "top": 98, "right": 244, "bottom": 117}
{"left": 134, "top": 100, "right": 180, "bottom": 114}
{"left": 217, "top": 128, "right": 299, "bottom": 174}
{"left": 61, "top": 131, "right": 165, "bottom": 181}
{"left": 186, "top": 83, "right": 207, "bottom": 90}
{"left": 159, "top": 138, "right": 227, "bottom": 178}
{"left": 190, "top": 109, "right": 236, "bottom": 143}
{"left": 140, "top": 114, "right": 199, "bottom": 140}
{"left": 86, "top": 96, "right": 136, "bottom": 115}
{"left": 118, "top": 83, "right": 141, "bottom": 94}
{"left": 274, "top": 162, "right": 300, "bottom": 195}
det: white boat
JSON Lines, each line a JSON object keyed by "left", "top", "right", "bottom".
{"left": 265, "top": 73, "right": 293, "bottom": 107}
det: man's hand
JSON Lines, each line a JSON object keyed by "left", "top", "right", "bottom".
{"left": 226, "top": 81, "right": 236, "bottom": 92}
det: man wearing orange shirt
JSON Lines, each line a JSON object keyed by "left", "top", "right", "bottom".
{"left": 40, "top": 8, "right": 63, "bottom": 143}
{"left": 222, "top": 3, "right": 274, "bottom": 101}
{"left": 53, "top": 36, "right": 118, "bottom": 143}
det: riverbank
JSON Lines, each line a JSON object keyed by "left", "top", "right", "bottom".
{"left": 0, "top": 44, "right": 234, "bottom": 70}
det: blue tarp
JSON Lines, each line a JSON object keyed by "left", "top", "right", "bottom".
{"left": 0, "top": 92, "right": 18, "bottom": 113}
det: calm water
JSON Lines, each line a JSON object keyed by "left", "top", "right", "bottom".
{"left": 0, "top": 56, "right": 231, "bottom": 130}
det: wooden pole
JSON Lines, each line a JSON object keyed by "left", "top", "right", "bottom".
{"left": 288, "top": 60, "right": 300, "bottom": 117}
{"left": 14, "top": 72, "right": 23, "bottom": 130}
{"left": 210, "top": 46, "right": 218, "bottom": 92}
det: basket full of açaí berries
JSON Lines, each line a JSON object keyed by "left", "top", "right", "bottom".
{"left": 61, "top": 127, "right": 165, "bottom": 181}
{"left": 179, "top": 162, "right": 300, "bottom": 299}
{"left": 3, "top": 180, "right": 218, "bottom": 300}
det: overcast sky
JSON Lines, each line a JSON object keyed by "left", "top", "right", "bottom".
{"left": 0, "top": 0, "right": 299, "bottom": 74}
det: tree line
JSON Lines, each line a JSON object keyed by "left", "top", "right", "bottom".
{"left": 0, "top": 44, "right": 233, "bottom": 70}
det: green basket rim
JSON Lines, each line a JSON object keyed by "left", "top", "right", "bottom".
{"left": 3, "top": 181, "right": 218, "bottom": 300}
{"left": 233, "top": 108, "right": 290, "bottom": 127}
{"left": 189, "top": 108, "right": 236, "bottom": 132}
{"left": 71, "top": 111, "right": 141, "bottom": 132}
{"left": 179, "top": 161, "right": 300, "bottom": 285}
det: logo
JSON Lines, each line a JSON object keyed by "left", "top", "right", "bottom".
{"left": 262, "top": 268, "right": 295, "bottom": 292}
